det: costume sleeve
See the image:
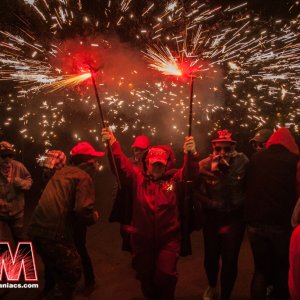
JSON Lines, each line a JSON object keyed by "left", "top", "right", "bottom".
{"left": 13, "top": 163, "right": 33, "bottom": 190}
{"left": 289, "top": 225, "right": 300, "bottom": 300}
{"left": 291, "top": 197, "right": 300, "bottom": 227}
{"left": 174, "top": 153, "right": 200, "bottom": 182}
{"left": 296, "top": 160, "right": 300, "bottom": 197}
{"left": 74, "top": 174, "right": 97, "bottom": 225}
{"left": 107, "top": 141, "right": 136, "bottom": 185}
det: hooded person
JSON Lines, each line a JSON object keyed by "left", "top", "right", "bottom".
{"left": 28, "top": 142, "right": 103, "bottom": 300}
{"left": 0, "top": 141, "right": 32, "bottom": 243}
{"left": 195, "top": 129, "right": 249, "bottom": 300}
{"left": 101, "top": 127, "right": 199, "bottom": 300}
{"left": 245, "top": 127, "right": 300, "bottom": 300}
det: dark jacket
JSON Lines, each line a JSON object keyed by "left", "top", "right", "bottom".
{"left": 108, "top": 142, "right": 199, "bottom": 256}
{"left": 245, "top": 128, "right": 300, "bottom": 229}
{"left": 28, "top": 163, "right": 97, "bottom": 241}
{"left": 197, "top": 152, "right": 249, "bottom": 213}
{"left": 0, "top": 160, "right": 32, "bottom": 217}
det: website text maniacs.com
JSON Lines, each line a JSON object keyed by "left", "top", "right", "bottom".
{"left": 0, "top": 283, "right": 39, "bottom": 289}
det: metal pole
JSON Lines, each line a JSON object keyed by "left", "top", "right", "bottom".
{"left": 181, "top": 75, "right": 196, "bottom": 256}
{"left": 188, "top": 75, "right": 194, "bottom": 136}
{"left": 90, "top": 70, "right": 121, "bottom": 189}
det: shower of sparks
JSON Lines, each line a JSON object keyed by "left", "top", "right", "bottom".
{"left": 45, "top": 73, "right": 91, "bottom": 92}
{"left": 0, "top": 0, "right": 299, "bottom": 149}
{"left": 143, "top": 45, "right": 182, "bottom": 77}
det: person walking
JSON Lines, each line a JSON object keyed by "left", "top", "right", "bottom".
{"left": 196, "top": 130, "right": 249, "bottom": 300}
{"left": 28, "top": 142, "right": 103, "bottom": 300}
{"left": 0, "top": 141, "right": 32, "bottom": 243}
{"left": 245, "top": 127, "right": 300, "bottom": 300}
{"left": 102, "top": 128, "right": 199, "bottom": 300}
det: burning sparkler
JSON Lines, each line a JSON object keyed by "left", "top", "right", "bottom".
{"left": 0, "top": 0, "right": 298, "bottom": 150}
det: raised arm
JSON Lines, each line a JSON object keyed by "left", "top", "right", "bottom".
{"left": 101, "top": 128, "right": 136, "bottom": 184}
{"left": 174, "top": 136, "right": 200, "bottom": 182}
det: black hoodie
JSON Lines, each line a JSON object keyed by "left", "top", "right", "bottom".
{"left": 245, "top": 128, "right": 300, "bottom": 228}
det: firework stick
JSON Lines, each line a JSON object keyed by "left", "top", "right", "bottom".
{"left": 182, "top": 75, "right": 195, "bottom": 256}
{"left": 90, "top": 70, "right": 121, "bottom": 189}
{"left": 188, "top": 75, "right": 195, "bottom": 136}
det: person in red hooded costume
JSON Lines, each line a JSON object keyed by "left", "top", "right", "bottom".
{"left": 245, "top": 127, "right": 300, "bottom": 300}
{"left": 102, "top": 128, "right": 199, "bottom": 300}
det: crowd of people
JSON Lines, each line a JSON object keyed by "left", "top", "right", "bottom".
{"left": 0, "top": 126, "right": 299, "bottom": 300}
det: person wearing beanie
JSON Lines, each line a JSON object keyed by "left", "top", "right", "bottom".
{"left": 0, "top": 141, "right": 32, "bottom": 243}
{"left": 102, "top": 128, "right": 199, "bottom": 300}
{"left": 245, "top": 127, "right": 300, "bottom": 300}
{"left": 28, "top": 142, "right": 103, "bottom": 300}
{"left": 249, "top": 129, "right": 273, "bottom": 151}
{"left": 195, "top": 130, "right": 249, "bottom": 300}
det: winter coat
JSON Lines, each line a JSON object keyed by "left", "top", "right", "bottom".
{"left": 108, "top": 142, "right": 199, "bottom": 256}
{"left": 0, "top": 160, "right": 32, "bottom": 217}
{"left": 245, "top": 127, "right": 300, "bottom": 229}
{"left": 28, "top": 163, "right": 97, "bottom": 241}
{"left": 197, "top": 152, "right": 249, "bottom": 213}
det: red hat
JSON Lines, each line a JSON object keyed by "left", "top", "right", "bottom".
{"left": 70, "top": 142, "right": 105, "bottom": 157}
{"left": 211, "top": 129, "right": 236, "bottom": 144}
{"left": 146, "top": 147, "right": 168, "bottom": 165}
{"left": 131, "top": 135, "right": 150, "bottom": 149}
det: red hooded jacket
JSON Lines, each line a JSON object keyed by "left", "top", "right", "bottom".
{"left": 109, "top": 141, "right": 200, "bottom": 251}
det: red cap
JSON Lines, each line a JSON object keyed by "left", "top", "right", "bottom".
{"left": 70, "top": 142, "right": 105, "bottom": 157}
{"left": 131, "top": 135, "right": 150, "bottom": 149}
{"left": 146, "top": 147, "right": 168, "bottom": 165}
{"left": 211, "top": 129, "right": 236, "bottom": 144}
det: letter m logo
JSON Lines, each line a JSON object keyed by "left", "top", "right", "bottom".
{"left": 0, "top": 242, "right": 38, "bottom": 281}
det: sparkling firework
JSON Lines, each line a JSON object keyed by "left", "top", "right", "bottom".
{"left": 0, "top": 0, "right": 299, "bottom": 150}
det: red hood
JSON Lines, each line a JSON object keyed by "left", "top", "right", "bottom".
{"left": 266, "top": 127, "right": 299, "bottom": 155}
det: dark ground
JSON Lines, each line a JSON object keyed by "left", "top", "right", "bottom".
{"left": 0, "top": 170, "right": 253, "bottom": 300}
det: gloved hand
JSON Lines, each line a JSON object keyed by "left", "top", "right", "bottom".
{"left": 183, "top": 136, "right": 197, "bottom": 154}
{"left": 101, "top": 128, "right": 116, "bottom": 145}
